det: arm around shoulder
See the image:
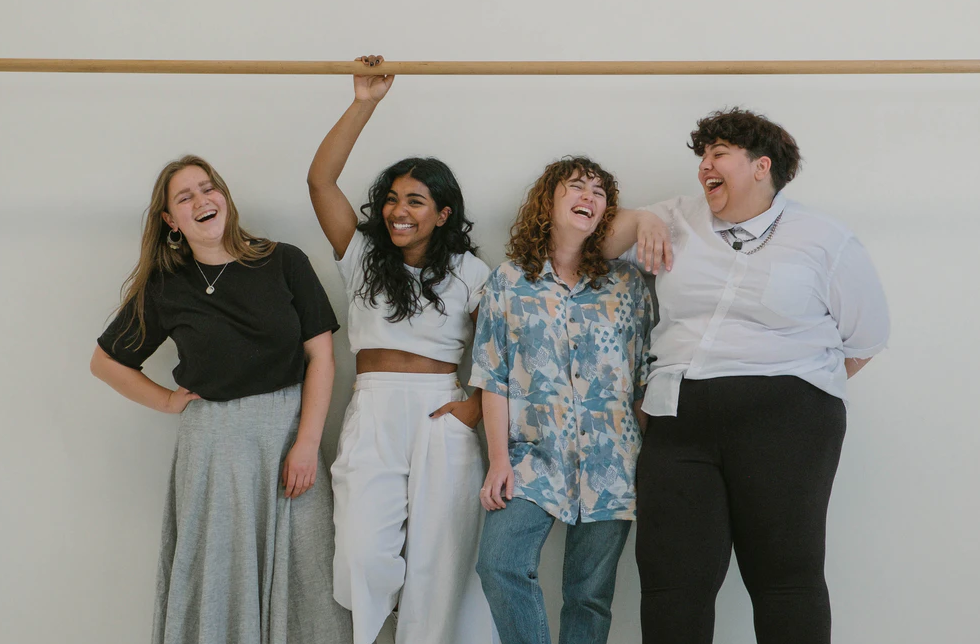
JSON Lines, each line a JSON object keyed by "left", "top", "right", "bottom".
{"left": 603, "top": 206, "right": 673, "bottom": 274}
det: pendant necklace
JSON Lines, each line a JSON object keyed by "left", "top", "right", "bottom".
{"left": 195, "top": 260, "right": 230, "bottom": 295}
{"left": 721, "top": 214, "right": 783, "bottom": 256}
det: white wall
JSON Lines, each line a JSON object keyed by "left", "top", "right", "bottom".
{"left": 1, "top": 1, "right": 979, "bottom": 642}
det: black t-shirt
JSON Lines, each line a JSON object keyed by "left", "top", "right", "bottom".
{"left": 98, "top": 242, "right": 339, "bottom": 401}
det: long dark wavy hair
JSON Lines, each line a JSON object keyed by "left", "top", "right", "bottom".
{"left": 356, "top": 157, "right": 477, "bottom": 322}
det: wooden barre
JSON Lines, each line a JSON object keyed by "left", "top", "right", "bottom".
{"left": 2, "top": 59, "right": 980, "bottom": 75}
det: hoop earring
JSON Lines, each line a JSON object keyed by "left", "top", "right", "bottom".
{"left": 167, "top": 229, "right": 183, "bottom": 250}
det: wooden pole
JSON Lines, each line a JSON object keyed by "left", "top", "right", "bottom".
{"left": 1, "top": 59, "right": 979, "bottom": 75}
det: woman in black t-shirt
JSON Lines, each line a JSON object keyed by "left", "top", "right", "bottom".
{"left": 91, "top": 155, "right": 352, "bottom": 644}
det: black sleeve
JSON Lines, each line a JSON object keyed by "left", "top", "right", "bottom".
{"left": 281, "top": 243, "right": 340, "bottom": 341}
{"left": 96, "top": 290, "right": 168, "bottom": 370}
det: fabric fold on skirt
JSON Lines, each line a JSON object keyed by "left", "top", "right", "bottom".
{"left": 152, "top": 384, "right": 353, "bottom": 644}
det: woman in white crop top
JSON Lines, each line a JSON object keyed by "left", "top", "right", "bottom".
{"left": 306, "top": 56, "right": 496, "bottom": 644}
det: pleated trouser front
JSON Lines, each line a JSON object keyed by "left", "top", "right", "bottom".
{"left": 331, "top": 372, "right": 498, "bottom": 644}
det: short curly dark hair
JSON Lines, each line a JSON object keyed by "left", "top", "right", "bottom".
{"left": 689, "top": 108, "right": 801, "bottom": 193}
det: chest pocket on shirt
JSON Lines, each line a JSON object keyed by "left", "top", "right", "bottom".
{"left": 585, "top": 320, "right": 631, "bottom": 393}
{"left": 761, "top": 263, "right": 818, "bottom": 318}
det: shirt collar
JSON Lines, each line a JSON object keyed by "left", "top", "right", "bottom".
{"left": 540, "top": 259, "right": 605, "bottom": 292}
{"left": 541, "top": 259, "right": 558, "bottom": 280}
{"left": 711, "top": 191, "right": 787, "bottom": 239}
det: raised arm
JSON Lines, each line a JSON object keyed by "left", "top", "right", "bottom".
{"left": 603, "top": 208, "right": 673, "bottom": 275}
{"left": 307, "top": 55, "right": 394, "bottom": 258}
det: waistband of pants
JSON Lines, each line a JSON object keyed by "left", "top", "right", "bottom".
{"left": 354, "top": 371, "right": 461, "bottom": 391}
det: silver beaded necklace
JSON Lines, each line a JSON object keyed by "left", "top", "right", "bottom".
{"left": 720, "top": 213, "right": 783, "bottom": 256}
{"left": 195, "top": 260, "right": 231, "bottom": 295}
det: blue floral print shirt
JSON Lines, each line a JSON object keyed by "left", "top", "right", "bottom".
{"left": 469, "top": 259, "right": 655, "bottom": 524}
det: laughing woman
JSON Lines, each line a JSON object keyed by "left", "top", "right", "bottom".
{"left": 90, "top": 156, "right": 352, "bottom": 644}
{"left": 307, "top": 56, "right": 496, "bottom": 644}
{"left": 471, "top": 157, "right": 655, "bottom": 644}
{"left": 607, "top": 108, "right": 890, "bottom": 644}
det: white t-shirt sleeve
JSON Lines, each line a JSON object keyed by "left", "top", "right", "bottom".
{"left": 462, "top": 254, "right": 492, "bottom": 314}
{"left": 827, "top": 235, "right": 890, "bottom": 358}
{"left": 335, "top": 229, "right": 369, "bottom": 296}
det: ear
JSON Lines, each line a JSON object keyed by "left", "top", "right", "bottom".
{"left": 161, "top": 211, "right": 177, "bottom": 231}
{"left": 754, "top": 156, "right": 772, "bottom": 182}
{"left": 435, "top": 206, "right": 452, "bottom": 227}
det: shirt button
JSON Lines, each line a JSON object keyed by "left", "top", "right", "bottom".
{"left": 569, "top": 317, "right": 575, "bottom": 323}
{"left": 573, "top": 343, "right": 579, "bottom": 350}
{"left": 574, "top": 372, "right": 580, "bottom": 378}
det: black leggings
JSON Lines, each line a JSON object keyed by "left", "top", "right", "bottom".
{"left": 635, "top": 376, "right": 846, "bottom": 644}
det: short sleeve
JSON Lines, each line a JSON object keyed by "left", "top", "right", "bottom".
{"left": 468, "top": 268, "right": 511, "bottom": 396}
{"left": 827, "top": 236, "right": 890, "bottom": 358}
{"left": 97, "top": 291, "right": 168, "bottom": 370}
{"left": 335, "top": 228, "right": 369, "bottom": 297}
{"left": 282, "top": 244, "right": 341, "bottom": 340}
{"left": 462, "top": 253, "right": 492, "bottom": 314}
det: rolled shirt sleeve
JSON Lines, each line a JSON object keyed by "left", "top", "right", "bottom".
{"left": 827, "top": 236, "right": 890, "bottom": 359}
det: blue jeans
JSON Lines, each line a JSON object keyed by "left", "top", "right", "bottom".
{"left": 476, "top": 498, "right": 632, "bottom": 644}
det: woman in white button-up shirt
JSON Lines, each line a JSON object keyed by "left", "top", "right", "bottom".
{"left": 606, "top": 108, "right": 889, "bottom": 644}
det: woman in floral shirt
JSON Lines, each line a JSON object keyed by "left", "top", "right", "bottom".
{"left": 470, "top": 157, "right": 655, "bottom": 644}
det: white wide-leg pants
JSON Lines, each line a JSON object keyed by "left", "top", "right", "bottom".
{"left": 331, "top": 372, "right": 497, "bottom": 644}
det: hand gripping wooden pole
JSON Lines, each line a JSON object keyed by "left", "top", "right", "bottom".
{"left": 1, "top": 59, "right": 979, "bottom": 75}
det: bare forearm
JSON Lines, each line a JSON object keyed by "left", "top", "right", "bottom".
{"left": 845, "top": 356, "right": 873, "bottom": 378}
{"left": 602, "top": 208, "right": 640, "bottom": 259}
{"left": 90, "top": 347, "right": 174, "bottom": 412}
{"left": 482, "top": 390, "right": 510, "bottom": 464}
{"left": 308, "top": 99, "right": 379, "bottom": 189}
{"left": 295, "top": 352, "right": 334, "bottom": 448}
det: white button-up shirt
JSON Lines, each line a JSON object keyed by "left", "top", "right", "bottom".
{"left": 624, "top": 192, "right": 890, "bottom": 417}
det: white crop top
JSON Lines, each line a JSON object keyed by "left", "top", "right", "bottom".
{"left": 336, "top": 229, "right": 491, "bottom": 364}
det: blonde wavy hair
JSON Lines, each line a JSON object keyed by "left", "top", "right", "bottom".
{"left": 507, "top": 156, "right": 619, "bottom": 287}
{"left": 114, "top": 155, "right": 275, "bottom": 349}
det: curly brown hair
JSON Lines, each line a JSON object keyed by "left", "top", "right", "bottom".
{"left": 507, "top": 156, "right": 618, "bottom": 287}
{"left": 689, "top": 107, "right": 801, "bottom": 193}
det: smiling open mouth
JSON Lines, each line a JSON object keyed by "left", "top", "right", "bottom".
{"left": 195, "top": 210, "right": 217, "bottom": 223}
{"left": 705, "top": 178, "right": 724, "bottom": 193}
{"left": 573, "top": 207, "right": 593, "bottom": 218}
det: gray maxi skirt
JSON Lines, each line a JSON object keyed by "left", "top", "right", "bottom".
{"left": 151, "top": 384, "right": 353, "bottom": 644}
